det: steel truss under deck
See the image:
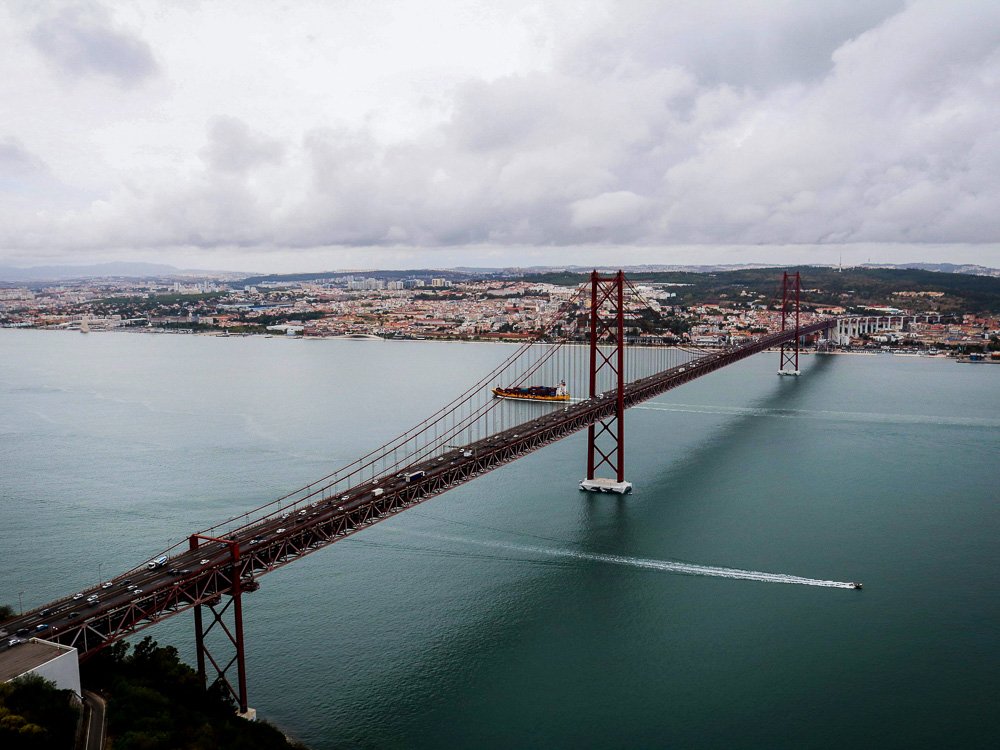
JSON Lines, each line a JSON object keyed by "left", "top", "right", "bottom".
{"left": 6, "top": 274, "right": 836, "bottom": 713}
{"left": 20, "top": 317, "right": 833, "bottom": 664}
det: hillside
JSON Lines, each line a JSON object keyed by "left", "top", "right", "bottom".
{"left": 520, "top": 266, "right": 1000, "bottom": 314}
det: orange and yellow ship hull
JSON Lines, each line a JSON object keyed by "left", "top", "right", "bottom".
{"left": 491, "top": 388, "right": 570, "bottom": 402}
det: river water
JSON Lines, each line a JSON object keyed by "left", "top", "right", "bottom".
{"left": 1, "top": 331, "right": 997, "bottom": 749}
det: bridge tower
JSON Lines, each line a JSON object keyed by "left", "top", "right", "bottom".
{"left": 778, "top": 271, "right": 801, "bottom": 376}
{"left": 189, "top": 534, "right": 256, "bottom": 720}
{"left": 580, "top": 270, "right": 633, "bottom": 494}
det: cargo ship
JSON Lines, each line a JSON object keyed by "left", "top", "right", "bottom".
{"left": 492, "top": 380, "right": 569, "bottom": 402}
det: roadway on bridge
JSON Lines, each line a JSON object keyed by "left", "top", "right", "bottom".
{"left": 2, "top": 318, "right": 834, "bottom": 658}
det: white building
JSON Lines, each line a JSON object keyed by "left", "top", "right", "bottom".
{"left": 0, "top": 639, "right": 81, "bottom": 696}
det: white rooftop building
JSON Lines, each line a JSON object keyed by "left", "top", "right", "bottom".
{"left": 0, "top": 638, "right": 81, "bottom": 697}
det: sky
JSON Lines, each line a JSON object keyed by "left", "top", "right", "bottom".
{"left": 1, "top": 0, "right": 999, "bottom": 272}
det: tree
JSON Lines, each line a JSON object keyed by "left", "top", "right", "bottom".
{"left": 81, "top": 638, "right": 307, "bottom": 750}
{"left": 0, "top": 674, "right": 80, "bottom": 750}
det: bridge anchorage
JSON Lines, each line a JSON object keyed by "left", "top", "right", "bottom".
{"left": 8, "top": 269, "right": 846, "bottom": 717}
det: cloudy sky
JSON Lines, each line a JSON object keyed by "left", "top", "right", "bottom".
{"left": 1, "top": 0, "right": 998, "bottom": 271}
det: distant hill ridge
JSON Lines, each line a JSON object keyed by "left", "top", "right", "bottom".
{"left": 0, "top": 262, "right": 230, "bottom": 282}
{"left": 240, "top": 262, "right": 1000, "bottom": 286}
{"left": 2, "top": 260, "right": 997, "bottom": 284}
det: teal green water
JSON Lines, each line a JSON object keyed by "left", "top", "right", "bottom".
{"left": 1, "top": 332, "right": 998, "bottom": 748}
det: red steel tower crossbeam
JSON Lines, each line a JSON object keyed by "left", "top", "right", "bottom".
{"left": 189, "top": 533, "right": 250, "bottom": 715}
{"left": 582, "top": 270, "right": 631, "bottom": 493}
{"left": 779, "top": 271, "right": 801, "bottom": 375}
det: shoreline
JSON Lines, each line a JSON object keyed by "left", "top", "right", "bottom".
{"left": 0, "top": 326, "right": 980, "bottom": 358}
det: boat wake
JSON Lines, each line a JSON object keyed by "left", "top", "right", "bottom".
{"left": 395, "top": 528, "right": 858, "bottom": 589}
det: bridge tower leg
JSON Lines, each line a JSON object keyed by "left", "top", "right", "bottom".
{"left": 580, "top": 270, "right": 632, "bottom": 494}
{"left": 778, "top": 271, "right": 801, "bottom": 376}
{"left": 189, "top": 535, "right": 255, "bottom": 720}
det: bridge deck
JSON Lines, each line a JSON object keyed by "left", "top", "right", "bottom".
{"left": 2, "top": 320, "right": 832, "bottom": 658}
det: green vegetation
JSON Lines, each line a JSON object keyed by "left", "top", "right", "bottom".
{"left": 98, "top": 292, "right": 221, "bottom": 307}
{"left": 83, "top": 638, "right": 306, "bottom": 750}
{"left": 0, "top": 603, "right": 14, "bottom": 622}
{"left": 92, "top": 292, "right": 223, "bottom": 316}
{"left": 0, "top": 674, "right": 80, "bottom": 750}
{"left": 658, "top": 315, "right": 692, "bottom": 335}
{"left": 413, "top": 292, "right": 470, "bottom": 300}
{"left": 156, "top": 322, "right": 216, "bottom": 331}
{"left": 521, "top": 266, "right": 1000, "bottom": 314}
{"left": 239, "top": 269, "right": 474, "bottom": 286}
{"left": 240, "top": 311, "right": 324, "bottom": 327}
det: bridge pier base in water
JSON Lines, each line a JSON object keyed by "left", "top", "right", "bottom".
{"left": 580, "top": 270, "right": 632, "bottom": 494}
{"left": 580, "top": 477, "right": 634, "bottom": 494}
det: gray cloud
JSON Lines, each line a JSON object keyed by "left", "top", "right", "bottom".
{"left": 564, "top": 0, "right": 907, "bottom": 89}
{"left": 0, "top": 137, "right": 88, "bottom": 241}
{"left": 29, "top": 4, "right": 157, "bottom": 87}
{"left": 0, "top": 138, "right": 49, "bottom": 182}
{"left": 3, "top": 0, "right": 999, "bottom": 258}
{"left": 200, "top": 116, "right": 285, "bottom": 175}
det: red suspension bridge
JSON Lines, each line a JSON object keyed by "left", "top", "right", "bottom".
{"left": 5, "top": 270, "right": 838, "bottom": 713}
